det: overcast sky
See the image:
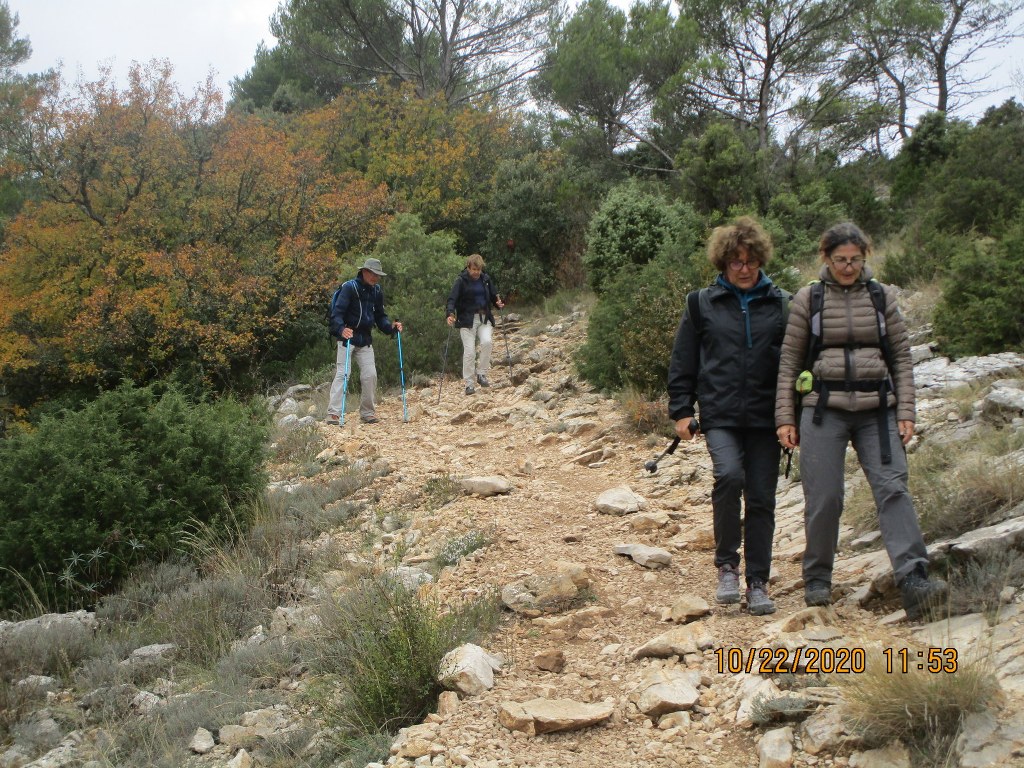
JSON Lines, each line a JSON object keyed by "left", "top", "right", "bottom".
{"left": 8, "top": 0, "right": 1024, "bottom": 117}
{"left": 10, "top": 0, "right": 281, "bottom": 97}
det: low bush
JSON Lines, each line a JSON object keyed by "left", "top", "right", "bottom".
{"left": 933, "top": 219, "right": 1024, "bottom": 357}
{"left": 0, "top": 382, "right": 269, "bottom": 612}
{"left": 309, "top": 578, "right": 501, "bottom": 755}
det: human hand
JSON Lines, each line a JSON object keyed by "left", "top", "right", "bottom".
{"left": 675, "top": 418, "right": 698, "bottom": 441}
{"left": 341, "top": 328, "right": 353, "bottom": 340}
{"left": 394, "top": 321, "right": 404, "bottom": 333}
{"left": 898, "top": 420, "right": 914, "bottom": 446}
{"left": 777, "top": 425, "right": 798, "bottom": 450}
{"left": 447, "top": 315, "right": 455, "bottom": 326}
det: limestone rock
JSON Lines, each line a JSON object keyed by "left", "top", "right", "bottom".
{"left": 628, "top": 669, "right": 701, "bottom": 717}
{"left": 758, "top": 726, "right": 794, "bottom": 768}
{"left": 612, "top": 543, "right": 672, "bottom": 568}
{"left": 633, "top": 624, "right": 714, "bottom": 659}
{"left": 666, "top": 595, "right": 711, "bottom": 623}
{"left": 595, "top": 486, "right": 646, "bottom": 515}
{"left": 189, "top": 728, "right": 215, "bottom": 754}
{"left": 438, "top": 643, "right": 504, "bottom": 696}
{"left": 848, "top": 741, "right": 910, "bottom": 768}
{"left": 498, "top": 698, "right": 614, "bottom": 735}
{"left": 533, "top": 649, "right": 566, "bottom": 673}
{"left": 459, "top": 476, "right": 513, "bottom": 496}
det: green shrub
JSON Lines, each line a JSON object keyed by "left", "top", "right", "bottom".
{"left": 364, "top": 213, "right": 464, "bottom": 387}
{"left": 0, "top": 382, "right": 269, "bottom": 612}
{"left": 577, "top": 250, "right": 702, "bottom": 394}
{"left": 675, "top": 122, "right": 760, "bottom": 215}
{"left": 434, "top": 529, "right": 492, "bottom": 567}
{"left": 933, "top": 221, "right": 1024, "bottom": 357}
{"left": 583, "top": 183, "right": 676, "bottom": 294}
{"left": 310, "top": 578, "right": 500, "bottom": 748}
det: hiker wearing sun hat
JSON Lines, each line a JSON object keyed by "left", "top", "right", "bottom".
{"left": 326, "top": 258, "right": 403, "bottom": 425}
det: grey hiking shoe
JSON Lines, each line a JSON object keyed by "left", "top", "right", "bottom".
{"left": 746, "top": 579, "right": 776, "bottom": 615}
{"left": 477, "top": 373, "right": 491, "bottom": 387}
{"left": 325, "top": 413, "right": 340, "bottom": 426}
{"left": 804, "top": 580, "right": 832, "bottom": 607}
{"left": 900, "top": 566, "right": 948, "bottom": 621}
{"left": 715, "top": 564, "right": 741, "bottom": 604}
{"left": 465, "top": 383, "right": 475, "bottom": 395}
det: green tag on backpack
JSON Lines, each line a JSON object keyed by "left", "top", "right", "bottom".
{"left": 796, "top": 370, "right": 814, "bottom": 395}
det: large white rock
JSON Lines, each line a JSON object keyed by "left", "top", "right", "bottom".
{"left": 628, "top": 669, "right": 701, "bottom": 717}
{"left": 595, "top": 486, "right": 646, "bottom": 515}
{"left": 758, "top": 726, "right": 794, "bottom": 768}
{"left": 439, "top": 643, "right": 504, "bottom": 696}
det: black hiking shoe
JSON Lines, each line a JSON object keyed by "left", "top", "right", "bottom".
{"left": 746, "top": 579, "right": 776, "bottom": 615}
{"left": 900, "top": 566, "right": 948, "bottom": 621}
{"left": 804, "top": 580, "right": 832, "bottom": 607}
{"left": 477, "top": 374, "right": 491, "bottom": 387}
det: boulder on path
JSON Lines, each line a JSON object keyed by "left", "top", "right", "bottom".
{"left": 595, "top": 486, "right": 646, "bottom": 515}
{"left": 498, "top": 698, "right": 614, "bottom": 736}
{"left": 438, "top": 643, "right": 504, "bottom": 696}
{"left": 632, "top": 624, "right": 714, "bottom": 659}
{"left": 459, "top": 476, "right": 512, "bottom": 496}
{"left": 612, "top": 543, "right": 672, "bottom": 568}
{"left": 628, "top": 669, "right": 701, "bottom": 717}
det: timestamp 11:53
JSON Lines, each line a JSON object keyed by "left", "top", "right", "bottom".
{"left": 883, "top": 647, "right": 958, "bottom": 673}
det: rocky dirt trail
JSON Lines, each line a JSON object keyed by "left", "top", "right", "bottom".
{"left": 311, "top": 305, "right": 1024, "bottom": 768}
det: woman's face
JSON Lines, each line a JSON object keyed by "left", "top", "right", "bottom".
{"left": 723, "top": 245, "right": 760, "bottom": 290}
{"left": 468, "top": 265, "right": 482, "bottom": 280}
{"left": 824, "top": 242, "right": 866, "bottom": 287}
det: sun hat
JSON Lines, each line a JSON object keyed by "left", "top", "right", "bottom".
{"left": 360, "top": 257, "right": 387, "bottom": 276}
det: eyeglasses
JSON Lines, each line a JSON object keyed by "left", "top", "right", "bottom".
{"left": 727, "top": 259, "right": 760, "bottom": 271}
{"left": 829, "top": 256, "right": 865, "bottom": 268}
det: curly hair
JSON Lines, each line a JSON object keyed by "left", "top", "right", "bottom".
{"left": 818, "top": 222, "right": 872, "bottom": 259}
{"left": 706, "top": 216, "right": 773, "bottom": 272}
{"left": 466, "top": 253, "right": 485, "bottom": 269}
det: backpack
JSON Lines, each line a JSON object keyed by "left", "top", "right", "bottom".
{"left": 326, "top": 283, "right": 347, "bottom": 340}
{"left": 802, "top": 278, "right": 897, "bottom": 463}
{"left": 802, "top": 278, "right": 894, "bottom": 373}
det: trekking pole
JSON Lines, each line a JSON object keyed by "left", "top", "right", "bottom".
{"left": 396, "top": 326, "right": 408, "bottom": 423}
{"left": 497, "top": 294, "right": 513, "bottom": 384}
{"left": 339, "top": 341, "right": 353, "bottom": 426}
{"left": 645, "top": 418, "right": 699, "bottom": 473}
{"left": 437, "top": 323, "right": 453, "bottom": 404}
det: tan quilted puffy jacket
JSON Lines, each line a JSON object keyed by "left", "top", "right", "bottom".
{"left": 775, "top": 264, "right": 915, "bottom": 427}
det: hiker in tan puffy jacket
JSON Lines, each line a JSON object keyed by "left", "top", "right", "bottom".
{"left": 775, "top": 222, "right": 947, "bottom": 621}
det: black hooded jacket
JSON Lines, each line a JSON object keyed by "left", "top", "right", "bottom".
{"left": 668, "top": 274, "right": 790, "bottom": 430}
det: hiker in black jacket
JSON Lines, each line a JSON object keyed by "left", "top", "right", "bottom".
{"left": 446, "top": 254, "right": 503, "bottom": 395}
{"left": 668, "top": 217, "right": 790, "bottom": 615}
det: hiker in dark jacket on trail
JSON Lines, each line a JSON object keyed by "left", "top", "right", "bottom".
{"left": 326, "top": 258, "right": 402, "bottom": 425}
{"left": 668, "top": 217, "right": 790, "bottom": 616}
{"left": 446, "top": 253, "right": 503, "bottom": 395}
{"left": 776, "top": 222, "right": 946, "bottom": 620}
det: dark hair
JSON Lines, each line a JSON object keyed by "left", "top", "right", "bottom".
{"left": 706, "top": 216, "right": 773, "bottom": 271}
{"left": 819, "top": 222, "right": 872, "bottom": 259}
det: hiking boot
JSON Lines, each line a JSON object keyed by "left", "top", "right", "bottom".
{"left": 465, "top": 383, "right": 475, "bottom": 395}
{"left": 804, "top": 580, "right": 832, "bottom": 607}
{"left": 900, "top": 566, "right": 948, "bottom": 621}
{"left": 715, "top": 564, "right": 741, "bottom": 604}
{"left": 361, "top": 415, "right": 379, "bottom": 424}
{"left": 746, "top": 579, "right": 776, "bottom": 616}
{"left": 477, "top": 374, "right": 491, "bottom": 387}
{"left": 325, "top": 413, "right": 341, "bottom": 426}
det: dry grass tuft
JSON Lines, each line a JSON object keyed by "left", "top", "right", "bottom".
{"left": 838, "top": 649, "right": 998, "bottom": 766}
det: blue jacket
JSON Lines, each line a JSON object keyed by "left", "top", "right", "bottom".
{"left": 328, "top": 273, "right": 396, "bottom": 347}
{"left": 446, "top": 270, "right": 500, "bottom": 329}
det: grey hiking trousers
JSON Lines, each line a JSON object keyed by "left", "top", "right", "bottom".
{"left": 799, "top": 406, "right": 928, "bottom": 586}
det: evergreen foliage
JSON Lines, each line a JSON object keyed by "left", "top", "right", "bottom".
{"left": 0, "top": 382, "right": 269, "bottom": 611}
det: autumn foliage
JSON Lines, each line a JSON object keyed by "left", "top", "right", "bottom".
{"left": 0, "top": 62, "right": 394, "bottom": 409}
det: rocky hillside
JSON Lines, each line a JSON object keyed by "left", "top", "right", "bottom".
{"left": 4, "top": 297, "right": 1024, "bottom": 768}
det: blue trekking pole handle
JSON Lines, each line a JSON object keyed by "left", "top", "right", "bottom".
{"left": 396, "top": 327, "right": 408, "bottom": 423}
{"left": 339, "top": 340, "right": 352, "bottom": 426}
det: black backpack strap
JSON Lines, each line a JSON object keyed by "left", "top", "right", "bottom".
{"left": 686, "top": 289, "right": 702, "bottom": 333}
{"left": 866, "top": 279, "right": 895, "bottom": 374}
{"left": 803, "top": 281, "right": 825, "bottom": 373}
